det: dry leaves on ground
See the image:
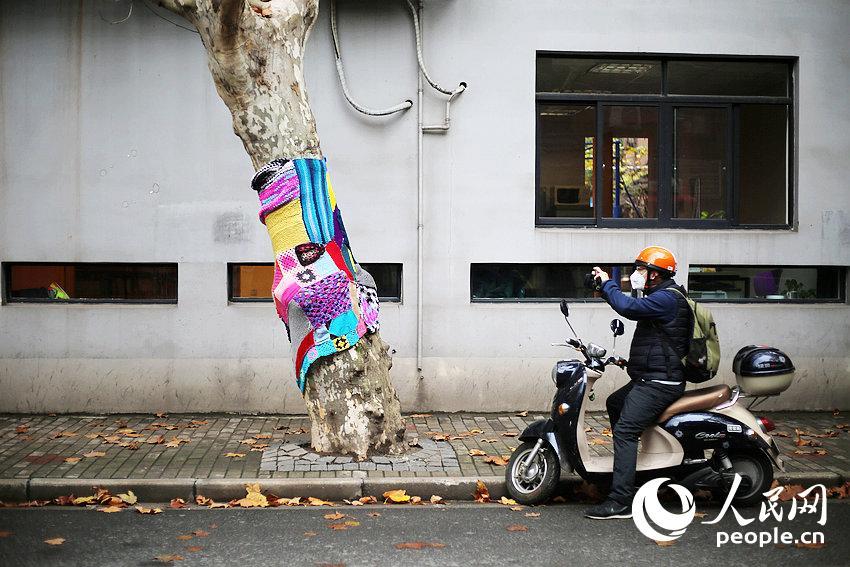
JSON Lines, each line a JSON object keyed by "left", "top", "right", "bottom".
{"left": 307, "top": 497, "right": 334, "bottom": 507}
{"left": 484, "top": 455, "right": 510, "bottom": 466}
{"left": 499, "top": 497, "right": 518, "bottom": 506}
{"left": 170, "top": 498, "right": 187, "bottom": 509}
{"left": 506, "top": 524, "right": 528, "bottom": 532}
{"left": 655, "top": 540, "right": 675, "bottom": 547}
{"left": 99, "top": 506, "right": 124, "bottom": 513}
{"left": 828, "top": 482, "right": 850, "bottom": 498}
{"left": 500, "top": 432, "right": 518, "bottom": 437}
{"left": 82, "top": 451, "right": 106, "bottom": 458}
{"left": 192, "top": 530, "right": 209, "bottom": 537}
{"left": 135, "top": 506, "right": 163, "bottom": 514}
{"left": 525, "top": 512, "right": 541, "bottom": 518}
{"left": 176, "top": 535, "right": 193, "bottom": 541}
{"left": 118, "top": 491, "right": 137, "bottom": 505}
{"left": 324, "top": 512, "right": 346, "bottom": 520}
{"left": 473, "top": 480, "right": 491, "bottom": 503}
{"left": 345, "top": 496, "right": 378, "bottom": 506}
{"left": 165, "top": 437, "right": 190, "bottom": 448}
{"left": 224, "top": 453, "right": 246, "bottom": 458}
{"left": 516, "top": 411, "right": 528, "bottom": 417}
{"left": 589, "top": 438, "right": 612, "bottom": 445}
{"left": 383, "top": 489, "right": 412, "bottom": 503}
{"left": 64, "top": 457, "right": 81, "bottom": 464}
{"left": 795, "top": 542, "right": 826, "bottom": 549}
{"left": 186, "top": 545, "right": 203, "bottom": 552}
{"left": 154, "top": 554, "right": 184, "bottom": 563}
{"left": 430, "top": 495, "right": 445, "bottom": 505}
{"left": 44, "top": 538, "right": 66, "bottom": 545}
{"left": 600, "top": 428, "right": 613, "bottom": 437}
{"left": 236, "top": 483, "right": 268, "bottom": 508}
{"left": 468, "top": 449, "right": 487, "bottom": 457}
{"left": 303, "top": 531, "right": 318, "bottom": 537}
{"left": 792, "top": 449, "right": 828, "bottom": 457}
{"left": 395, "top": 541, "right": 446, "bottom": 550}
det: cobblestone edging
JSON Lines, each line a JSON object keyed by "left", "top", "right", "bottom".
{"left": 260, "top": 437, "right": 461, "bottom": 473}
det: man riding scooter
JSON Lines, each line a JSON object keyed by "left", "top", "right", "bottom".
{"left": 585, "top": 246, "right": 691, "bottom": 520}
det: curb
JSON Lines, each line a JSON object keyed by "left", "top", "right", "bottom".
{"left": 1, "top": 471, "right": 846, "bottom": 504}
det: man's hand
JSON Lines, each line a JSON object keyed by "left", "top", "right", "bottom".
{"left": 592, "top": 266, "right": 610, "bottom": 284}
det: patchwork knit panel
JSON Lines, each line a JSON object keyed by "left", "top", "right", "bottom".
{"left": 253, "top": 157, "right": 380, "bottom": 393}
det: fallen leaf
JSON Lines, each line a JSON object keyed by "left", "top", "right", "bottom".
{"left": 828, "top": 482, "right": 850, "bottom": 499}
{"left": 474, "top": 480, "right": 491, "bottom": 503}
{"left": 195, "top": 495, "right": 212, "bottom": 506}
{"left": 170, "top": 498, "right": 187, "bottom": 509}
{"left": 83, "top": 451, "right": 106, "bottom": 458}
{"left": 116, "top": 429, "right": 136, "bottom": 435}
{"left": 64, "top": 457, "right": 81, "bottom": 464}
{"left": 147, "top": 435, "right": 165, "bottom": 445}
{"left": 192, "top": 530, "right": 209, "bottom": 537}
{"left": 126, "top": 442, "right": 141, "bottom": 450}
{"left": 154, "top": 555, "right": 184, "bottom": 563}
{"left": 589, "top": 438, "right": 612, "bottom": 445}
{"left": 516, "top": 411, "right": 528, "bottom": 417}
{"left": 236, "top": 484, "right": 268, "bottom": 508}
{"left": 482, "top": 438, "right": 499, "bottom": 443}
{"left": 307, "top": 497, "right": 334, "bottom": 506}
{"left": 525, "top": 512, "right": 541, "bottom": 517}
{"left": 601, "top": 428, "right": 613, "bottom": 437}
{"left": 383, "top": 489, "right": 411, "bottom": 503}
{"left": 324, "top": 512, "right": 345, "bottom": 520}
{"left": 468, "top": 449, "right": 486, "bottom": 457}
{"left": 135, "top": 506, "right": 162, "bottom": 514}
{"left": 54, "top": 495, "right": 75, "bottom": 506}
{"left": 833, "top": 409, "right": 841, "bottom": 416}
{"left": 506, "top": 524, "right": 528, "bottom": 532}
{"left": 52, "top": 431, "right": 78, "bottom": 438}
{"left": 485, "top": 455, "right": 509, "bottom": 466}
{"left": 510, "top": 506, "right": 524, "bottom": 511}
{"left": 240, "top": 439, "right": 257, "bottom": 445}
{"left": 176, "top": 535, "right": 194, "bottom": 541}
{"left": 303, "top": 531, "right": 318, "bottom": 537}
{"left": 250, "top": 444, "right": 269, "bottom": 451}
{"left": 224, "top": 453, "right": 246, "bottom": 458}
{"left": 835, "top": 423, "right": 848, "bottom": 430}
{"left": 395, "top": 541, "right": 446, "bottom": 550}
{"left": 15, "top": 425, "right": 29, "bottom": 434}
{"left": 185, "top": 546, "right": 203, "bottom": 552}
{"left": 155, "top": 412, "right": 168, "bottom": 418}
{"left": 100, "top": 506, "right": 124, "bottom": 513}
{"left": 500, "top": 432, "right": 518, "bottom": 437}
{"left": 344, "top": 521, "right": 360, "bottom": 526}
{"left": 407, "top": 438, "right": 421, "bottom": 448}
{"left": 430, "top": 495, "right": 444, "bottom": 505}
{"left": 655, "top": 540, "right": 676, "bottom": 547}
{"left": 72, "top": 496, "right": 96, "bottom": 505}
{"left": 190, "top": 420, "right": 209, "bottom": 425}
{"left": 408, "top": 413, "right": 432, "bottom": 418}
{"left": 254, "top": 434, "right": 272, "bottom": 440}
{"left": 118, "top": 491, "right": 138, "bottom": 505}
{"left": 694, "top": 511, "right": 707, "bottom": 518}
{"left": 367, "top": 512, "right": 381, "bottom": 517}
{"left": 328, "top": 523, "right": 350, "bottom": 530}
{"left": 499, "top": 496, "right": 518, "bottom": 506}
{"left": 44, "top": 538, "right": 66, "bottom": 545}
{"left": 777, "top": 484, "right": 805, "bottom": 502}
{"left": 792, "top": 449, "right": 828, "bottom": 456}
{"left": 84, "top": 433, "right": 101, "bottom": 439}
{"left": 795, "top": 542, "right": 826, "bottom": 549}
{"left": 410, "top": 496, "right": 423, "bottom": 505}
{"left": 774, "top": 431, "right": 790, "bottom": 437}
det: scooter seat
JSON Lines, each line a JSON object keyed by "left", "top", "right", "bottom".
{"left": 657, "top": 384, "right": 733, "bottom": 422}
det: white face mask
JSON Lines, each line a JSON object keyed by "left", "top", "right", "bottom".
{"left": 630, "top": 270, "right": 646, "bottom": 292}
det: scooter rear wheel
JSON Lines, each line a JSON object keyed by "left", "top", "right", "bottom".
{"left": 505, "top": 441, "right": 560, "bottom": 505}
{"left": 718, "top": 451, "right": 774, "bottom": 507}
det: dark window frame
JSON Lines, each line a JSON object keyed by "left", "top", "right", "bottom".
{"left": 227, "top": 262, "right": 403, "bottom": 304}
{"left": 536, "top": 52, "right": 796, "bottom": 230}
{"left": 2, "top": 262, "right": 178, "bottom": 305}
{"left": 687, "top": 265, "right": 847, "bottom": 304}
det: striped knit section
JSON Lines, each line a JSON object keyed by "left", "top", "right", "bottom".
{"left": 296, "top": 159, "right": 335, "bottom": 244}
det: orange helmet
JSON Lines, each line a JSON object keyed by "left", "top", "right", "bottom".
{"left": 635, "top": 246, "right": 677, "bottom": 276}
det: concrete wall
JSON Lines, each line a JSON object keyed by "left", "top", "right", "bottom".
{"left": 1, "top": 0, "right": 849, "bottom": 413}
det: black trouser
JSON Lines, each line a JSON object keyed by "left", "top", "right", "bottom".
{"left": 605, "top": 379, "right": 685, "bottom": 506}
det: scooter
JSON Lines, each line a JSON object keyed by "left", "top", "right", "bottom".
{"left": 505, "top": 300, "right": 794, "bottom": 506}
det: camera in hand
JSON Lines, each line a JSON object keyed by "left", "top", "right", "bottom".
{"left": 584, "top": 272, "right": 603, "bottom": 292}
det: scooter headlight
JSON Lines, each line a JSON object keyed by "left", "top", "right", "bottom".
{"left": 586, "top": 342, "right": 607, "bottom": 359}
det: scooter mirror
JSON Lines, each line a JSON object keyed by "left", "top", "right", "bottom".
{"left": 610, "top": 319, "right": 625, "bottom": 337}
{"left": 560, "top": 300, "right": 570, "bottom": 318}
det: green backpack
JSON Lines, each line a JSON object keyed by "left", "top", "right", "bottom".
{"left": 659, "top": 288, "right": 721, "bottom": 383}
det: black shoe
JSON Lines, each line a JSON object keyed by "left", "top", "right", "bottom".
{"left": 584, "top": 500, "right": 632, "bottom": 519}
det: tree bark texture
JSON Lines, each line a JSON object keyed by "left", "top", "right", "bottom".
{"left": 158, "top": 0, "right": 405, "bottom": 458}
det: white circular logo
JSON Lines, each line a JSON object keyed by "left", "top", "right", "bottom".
{"left": 632, "top": 477, "right": 696, "bottom": 541}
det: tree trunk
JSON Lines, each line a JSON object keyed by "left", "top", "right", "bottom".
{"left": 158, "top": 0, "right": 406, "bottom": 458}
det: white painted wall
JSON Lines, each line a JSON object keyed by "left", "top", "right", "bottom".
{"left": 1, "top": 0, "right": 849, "bottom": 413}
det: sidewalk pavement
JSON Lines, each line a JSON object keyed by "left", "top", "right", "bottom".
{"left": 1, "top": 411, "right": 848, "bottom": 503}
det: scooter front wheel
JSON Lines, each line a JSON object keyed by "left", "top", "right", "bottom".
{"left": 505, "top": 441, "right": 560, "bottom": 505}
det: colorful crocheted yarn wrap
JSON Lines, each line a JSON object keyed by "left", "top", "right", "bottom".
{"left": 253, "top": 158, "right": 380, "bottom": 393}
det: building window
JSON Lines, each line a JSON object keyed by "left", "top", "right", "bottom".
{"left": 3, "top": 263, "right": 177, "bottom": 303}
{"left": 688, "top": 266, "right": 846, "bottom": 302}
{"left": 471, "top": 263, "right": 633, "bottom": 302}
{"left": 536, "top": 54, "right": 793, "bottom": 228}
{"left": 228, "top": 263, "right": 402, "bottom": 303}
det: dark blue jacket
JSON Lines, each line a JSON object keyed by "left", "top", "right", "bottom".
{"left": 601, "top": 278, "right": 691, "bottom": 382}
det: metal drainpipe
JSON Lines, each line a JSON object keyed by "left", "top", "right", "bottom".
{"left": 416, "top": 0, "right": 424, "bottom": 378}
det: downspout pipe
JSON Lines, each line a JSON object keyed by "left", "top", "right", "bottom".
{"left": 416, "top": 1, "right": 424, "bottom": 377}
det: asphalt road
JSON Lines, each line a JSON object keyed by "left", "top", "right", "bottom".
{"left": 1, "top": 500, "right": 848, "bottom": 567}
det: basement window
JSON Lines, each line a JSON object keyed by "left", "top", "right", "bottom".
{"left": 687, "top": 266, "right": 846, "bottom": 302}
{"left": 471, "top": 263, "right": 634, "bottom": 302}
{"left": 3, "top": 262, "right": 178, "bottom": 304}
{"left": 229, "top": 263, "right": 402, "bottom": 303}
